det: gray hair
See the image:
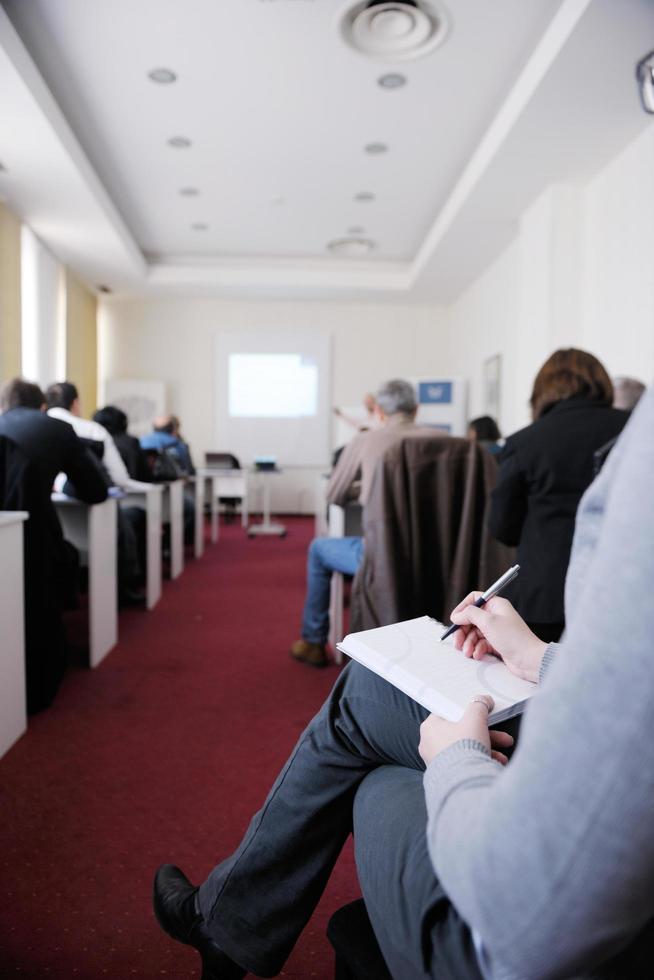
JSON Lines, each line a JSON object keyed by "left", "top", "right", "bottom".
{"left": 613, "top": 376, "right": 646, "bottom": 412}
{"left": 375, "top": 378, "right": 417, "bottom": 416}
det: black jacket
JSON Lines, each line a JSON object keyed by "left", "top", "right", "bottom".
{"left": 0, "top": 408, "right": 107, "bottom": 557}
{"left": 0, "top": 412, "right": 108, "bottom": 712}
{"left": 113, "top": 431, "right": 152, "bottom": 483}
{"left": 488, "top": 397, "right": 628, "bottom": 625}
{"left": 0, "top": 407, "right": 108, "bottom": 505}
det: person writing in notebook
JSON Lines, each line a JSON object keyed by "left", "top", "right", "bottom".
{"left": 154, "top": 388, "right": 653, "bottom": 979}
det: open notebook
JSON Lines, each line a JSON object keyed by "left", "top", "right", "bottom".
{"left": 337, "top": 616, "right": 535, "bottom": 724}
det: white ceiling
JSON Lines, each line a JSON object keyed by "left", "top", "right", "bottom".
{"left": 0, "top": 0, "right": 652, "bottom": 301}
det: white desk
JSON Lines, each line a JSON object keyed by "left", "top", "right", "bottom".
{"left": 212, "top": 470, "right": 249, "bottom": 528}
{"left": 121, "top": 485, "right": 163, "bottom": 609}
{"left": 192, "top": 469, "right": 221, "bottom": 557}
{"left": 247, "top": 469, "right": 285, "bottom": 537}
{"left": 161, "top": 479, "right": 184, "bottom": 579}
{"left": 53, "top": 496, "right": 118, "bottom": 667}
{"left": 0, "top": 512, "right": 28, "bottom": 759}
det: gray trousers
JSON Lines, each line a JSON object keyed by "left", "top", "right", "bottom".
{"left": 197, "top": 662, "right": 484, "bottom": 979}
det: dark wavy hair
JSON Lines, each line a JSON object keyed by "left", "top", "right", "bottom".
{"left": 530, "top": 348, "right": 613, "bottom": 420}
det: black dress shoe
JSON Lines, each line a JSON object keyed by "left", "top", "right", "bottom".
{"left": 153, "top": 864, "right": 246, "bottom": 979}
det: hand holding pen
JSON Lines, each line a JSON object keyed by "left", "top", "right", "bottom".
{"left": 444, "top": 574, "right": 548, "bottom": 684}
{"left": 440, "top": 565, "right": 521, "bottom": 640}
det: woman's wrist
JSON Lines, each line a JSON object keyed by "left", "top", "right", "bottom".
{"left": 518, "top": 638, "right": 548, "bottom": 683}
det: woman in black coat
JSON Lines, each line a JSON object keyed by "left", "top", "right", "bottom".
{"left": 488, "top": 348, "right": 627, "bottom": 642}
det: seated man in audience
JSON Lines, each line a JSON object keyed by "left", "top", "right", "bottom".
{"left": 46, "top": 381, "right": 148, "bottom": 604}
{"left": 93, "top": 405, "right": 152, "bottom": 483}
{"left": 0, "top": 377, "right": 109, "bottom": 506}
{"left": 291, "top": 378, "right": 423, "bottom": 667}
{"left": 141, "top": 414, "right": 195, "bottom": 475}
{"left": 46, "top": 381, "right": 134, "bottom": 489}
{"left": 0, "top": 378, "right": 108, "bottom": 709}
{"left": 141, "top": 414, "right": 196, "bottom": 544}
{"left": 154, "top": 388, "right": 654, "bottom": 980}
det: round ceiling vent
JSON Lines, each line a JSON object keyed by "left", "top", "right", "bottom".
{"left": 341, "top": 1, "right": 450, "bottom": 61}
{"left": 328, "top": 238, "right": 376, "bottom": 257}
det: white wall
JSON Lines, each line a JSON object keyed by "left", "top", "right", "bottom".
{"left": 98, "top": 297, "right": 449, "bottom": 462}
{"left": 580, "top": 124, "right": 654, "bottom": 375}
{"left": 21, "top": 225, "right": 65, "bottom": 388}
{"left": 443, "top": 124, "right": 654, "bottom": 436}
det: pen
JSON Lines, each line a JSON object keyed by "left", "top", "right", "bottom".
{"left": 440, "top": 564, "right": 520, "bottom": 641}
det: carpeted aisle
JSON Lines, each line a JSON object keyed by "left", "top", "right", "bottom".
{"left": 0, "top": 516, "right": 359, "bottom": 979}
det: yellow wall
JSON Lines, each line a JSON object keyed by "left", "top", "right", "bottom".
{"left": 0, "top": 201, "right": 22, "bottom": 381}
{"left": 65, "top": 269, "right": 98, "bottom": 413}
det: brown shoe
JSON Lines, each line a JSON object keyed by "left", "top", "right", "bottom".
{"left": 289, "top": 639, "right": 329, "bottom": 667}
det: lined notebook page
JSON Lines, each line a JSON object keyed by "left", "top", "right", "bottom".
{"left": 338, "top": 616, "right": 535, "bottom": 723}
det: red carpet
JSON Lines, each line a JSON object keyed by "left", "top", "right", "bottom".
{"left": 0, "top": 517, "right": 358, "bottom": 979}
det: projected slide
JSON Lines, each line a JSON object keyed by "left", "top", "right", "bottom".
{"left": 229, "top": 353, "right": 318, "bottom": 418}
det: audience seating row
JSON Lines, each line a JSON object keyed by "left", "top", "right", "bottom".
{"left": 0, "top": 475, "right": 217, "bottom": 761}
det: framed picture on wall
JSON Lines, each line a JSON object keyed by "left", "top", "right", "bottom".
{"left": 483, "top": 354, "right": 501, "bottom": 420}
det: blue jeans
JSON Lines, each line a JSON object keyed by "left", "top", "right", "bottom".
{"left": 300, "top": 536, "right": 364, "bottom": 644}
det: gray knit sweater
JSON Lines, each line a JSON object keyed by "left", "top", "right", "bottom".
{"left": 423, "top": 388, "right": 654, "bottom": 980}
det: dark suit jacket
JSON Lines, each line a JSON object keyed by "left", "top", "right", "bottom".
{"left": 488, "top": 397, "right": 627, "bottom": 625}
{"left": 112, "top": 431, "right": 152, "bottom": 483}
{"left": 0, "top": 407, "right": 108, "bottom": 559}
{"left": 351, "top": 435, "right": 514, "bottom": 632}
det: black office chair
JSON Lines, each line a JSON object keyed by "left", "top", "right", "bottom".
{"left": 327, "top": 899, "right": 393, "bottom": 980}
{"left": 204, "top": 452, "right": 242, "bottom": 522}
{"left": 204, "top": 452, "right": 241, "bottom": 470}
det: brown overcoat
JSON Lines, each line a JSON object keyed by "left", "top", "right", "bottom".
{"left": 350, "top": 435, "right": 514, "bottom": 631}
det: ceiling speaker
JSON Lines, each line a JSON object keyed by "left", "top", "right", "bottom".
{"left": 341, "top": 1, "right": 450, "bottom": 61}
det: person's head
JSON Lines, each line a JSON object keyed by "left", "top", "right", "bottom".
{"left": 169, "top": 415, "right": 181, "bottom": 437}
{"left": 45, "top": 381, "right": 80, "bottom": 415}
{"left": 374, "top": 379, "right": 417, "bottom": 422}
{"left": 612, "top": 376, "right": 646, "bottom": 412}
{"left": 0, "top": 377, "right": 46, "bottom": 412}
{"left": 467, "top": 416, "right": 501, "bottom": 443}
{"left": 529, "top": 348, "right": 613, "bottom": 421}
{"left": 153, "top": 414, "right": 175, "bottom": 435}
{"left": 92, "top": 405, "right": 128, "bottom": 436}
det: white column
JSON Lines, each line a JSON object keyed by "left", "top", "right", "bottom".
{"left": 163, "top": 479, "right": 184, "bottom": 579}
{"left": 52, "top": 497, "right": 118, "bottom": 667}
{"left": 122, "top": 486, "right": 163, "bottom": 609}
{"left": 0, "top": 512, "right": 28, "bottom": 758}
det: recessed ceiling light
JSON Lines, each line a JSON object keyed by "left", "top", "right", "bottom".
{"left": 365, "top": 142, "right": 388, "bottom": 154}
{"left": 378, "top": 73, "right": 407, "bottom": 89}
{"left": 191, "top": 222, "right": 209, "bottom": 231}
{"left": 348, "top": 225, "right": 365, "bottom": 235}
{"left": 354, "top": 191, "right": 375, "bottom": 202}
{"left": 180, "top": 187, "right": 199, "bottom": 196}
{"left": 168, "top": 136, "right": 192, "bottom": 148}
{"left": 148, "top": 67, "right": 177, "bottom": 84}
{"left": 328, "top": 238, "right": 375, "bottom": 258}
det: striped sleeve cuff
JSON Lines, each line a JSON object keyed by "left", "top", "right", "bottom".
{"left": 539, "top": 642, "right": 559, "bottom": 683}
